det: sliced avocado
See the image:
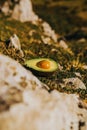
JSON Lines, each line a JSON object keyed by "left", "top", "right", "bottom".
{"left": 25, "top": 58, "right": 58, "bottom": 76}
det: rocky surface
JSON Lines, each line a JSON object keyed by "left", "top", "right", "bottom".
{"left": 0, "top": 54, "right": 43, "bottom": 91}
{"left": 0, "top": 0, "right": 87, "bottom": 130}
{"left": 0, "top": 54, "right": 45, "bottom": 111}
{"left": 12, "top": 0, "right": 38, "bottom": 22}
{"left": 0, "top": 0, "right": 87, "bottom": 93}
{"left": 1, "top": 0, "right": 59, "bottom": 42}
{"left": 0, "top": 55, "right": 87, "bottom": 130}
{"left": 9, "top": 34, "right": 24, "bottom": 57}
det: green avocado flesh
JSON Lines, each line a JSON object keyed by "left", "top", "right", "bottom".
{"left": 25, "top": 58, "right": 58, "bottom": 73}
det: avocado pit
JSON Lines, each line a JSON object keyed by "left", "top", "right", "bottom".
{"left": 36, "top": 60, "right": 50, "bottom": 69}
{"left": 25, "top": 58, "right": 58, "bottom": 76}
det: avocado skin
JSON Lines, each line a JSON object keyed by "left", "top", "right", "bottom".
{"left": 28, "top": 67, "right": 57, "bottom": 77}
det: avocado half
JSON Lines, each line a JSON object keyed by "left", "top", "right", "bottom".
{"left": 25, "top": 58, "right": 58, "bottom": 76}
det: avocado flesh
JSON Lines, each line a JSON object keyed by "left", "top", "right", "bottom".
{"left": 25, "top": 58, "right": 58, "bottom": 74}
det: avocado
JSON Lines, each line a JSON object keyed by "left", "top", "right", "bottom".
{"left": 25, "top": 58, "right": 58, "bottom": 76}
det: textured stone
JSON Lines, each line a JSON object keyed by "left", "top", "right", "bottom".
{"left": 12, "top": 0, "right": 38, "bottom": 22}
{"left": 62, "top": 77, "right": 86, "bottom": 90}
{"left": 0, "top": 54, "right": 87, "bottom": 130}
{"left": 0, "top": 54, "right": 43, "bottom": 93}
{"left": 10, "top": 34, "right": 24, "bottom": 57}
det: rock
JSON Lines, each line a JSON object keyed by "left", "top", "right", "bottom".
{"left": 12, "top": 0, "right": 38, "bottom": 22}
{"left": 12, "top": 0, "right": 60, "bottom": 44}
{"left": 0, "top": 54, "right": 43, "bottom": 94}
{"left": 77, "top": 38, "right": 86, "bottom": 43}
{"left": 1, "top": 0, "right": 62, "bottom": 46}
{"left": 10, "top": 34, "right": 24, "bottom": 57}
{"left": 42, "top": 21, "right": 58, "bottom": 42}
{"left": 0, "top": 89, "right": 87, "bottom": 130}
{"left": 58, "top": 39, "right": 68, "bottom": 49}
{"left": 1, "top": 1, "right": 11, "bottom": 15}
{"left": 0, "top": 54, "right": 87, "bottom": 130}
{"left": 75, "top": 72, "right": 81, "bottom": 78}
{"left": 62, "top": 77, "right": 86, "bottom": 90}
{"left": 82, "top": 65, "right": 87, "bottom": 70}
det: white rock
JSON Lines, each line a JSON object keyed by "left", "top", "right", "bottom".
{"left": 63, "top": 77, "right": 86, "bottom": 89}
{"left": 82, "top": 65, "right": 87, "bottom": 70}
{"left": 0, "top": 55, "right": 87, "bottom": 130}
{"left": 58, "top": 39, "right": 68, "bottom": 49}
{"left": 0, "top": 89, "right": 87, "bottom": 130}
{"left": 75, "top": 72, "right": 81, "bottom": 78}
{"left": 1, "top": 1, "right": 10, "bottom": 15}
{"left": 42, "top": 22, "right": 58, "bottom": 42}
{"left": 0, "top": 54, "right": 43, "bottom": 95}
{"left": 10, "top": 34, "right": 24, "bottom": 57}
{"left": 12, "top": 0, "right": 38, "bottom": 22}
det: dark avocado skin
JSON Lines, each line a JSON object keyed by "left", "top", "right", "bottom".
{"left": 28, "top": 67, "right": 57, "bottom": 77}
